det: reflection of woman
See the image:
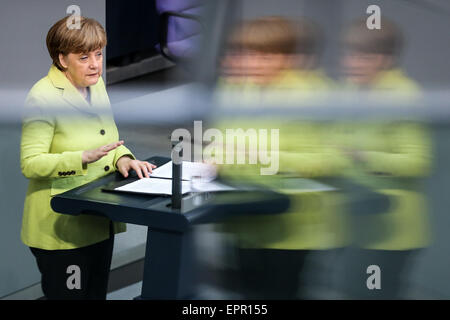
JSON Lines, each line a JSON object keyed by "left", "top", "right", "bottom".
{"left": 20, "top": 16, "right": 155, "bottom": 299}
{"left": 217, "top": 17, "right": 347, "bottom": 299}
{"left": 338, "top": 18, "right": 431, "bottom": 299}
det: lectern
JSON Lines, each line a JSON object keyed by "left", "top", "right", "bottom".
{"left": 51, "top": 156, "right": 290, "bottom": 299}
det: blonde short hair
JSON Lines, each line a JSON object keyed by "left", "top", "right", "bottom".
{"left": 227, "top": 16, "right": 322, "bottom": 56}
{"left": 46, "top": 16, "right": 107, "bottom": 70}
{"left": 228, "top": 16, "right": 298, "bottom": 55}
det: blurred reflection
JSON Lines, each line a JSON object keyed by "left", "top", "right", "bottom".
{"left": 341, "top": 18, "right": 419, "bottom": 101}
{"left": 337, "top": 18, "right": 432, "bottom": 299}
{"left": 218, "top": 16, "right": 333, "bottom": 106}
{"left": 210, "top": 15, "right": 433, "bottom": 300}
{"left": 213, "top": 16, "right": 348, "bottom": 299}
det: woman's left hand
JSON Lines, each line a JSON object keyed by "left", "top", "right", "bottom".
{"left": 116, "top": 156, "right": 157, "bottom": 179}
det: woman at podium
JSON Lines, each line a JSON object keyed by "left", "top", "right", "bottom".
{"left": 20, "top": 16, "right": 154, "bottom": 299}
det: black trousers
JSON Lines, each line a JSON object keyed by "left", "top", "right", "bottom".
{"left": 29, "top": 223, "right": 115, "bottom": 300}
{"left": 339, "top": 248, "right": 420, "bottom": 299}
{"left": 236, "top": 248, "right": 311, "bottom": 300}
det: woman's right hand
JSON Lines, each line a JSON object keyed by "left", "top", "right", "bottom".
{"left": 82, "top": 141, "right": 124, "bottom": 164}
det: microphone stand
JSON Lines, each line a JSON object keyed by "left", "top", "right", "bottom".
{"left": 171, "top": 137, "right": 183, "bottom": 209}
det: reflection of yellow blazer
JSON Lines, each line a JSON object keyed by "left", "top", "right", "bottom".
{"left": 21, "top": 65, "right": 134, "bottom": 250}
{"left": 217, "top": 70, "right": 351, "bottom": 250}
{"left": 343, "top": 69, "right": 431, "bottom": 250}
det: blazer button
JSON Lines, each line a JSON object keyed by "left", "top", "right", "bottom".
{"left": 100, "top": 129, "right": 105, "bottom": 135}
{"left": 104, "top": 165, "right": 110, "bottom": 172}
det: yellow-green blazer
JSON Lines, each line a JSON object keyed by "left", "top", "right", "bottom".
{"left": 21, "top": 65, "right": 134, "bottom": 250}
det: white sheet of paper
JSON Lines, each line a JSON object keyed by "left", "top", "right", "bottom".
{"left": 115, "top": 178, "right": 191, "bottom": 195}
{"left": 114, "top": 177, "right": 235, "bottom": 195}
{"left": 150, "top": 161, "right": 217, "bottom": 181}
